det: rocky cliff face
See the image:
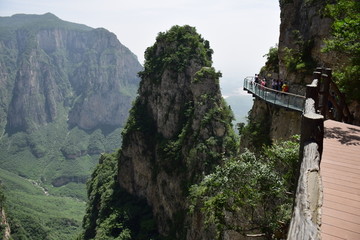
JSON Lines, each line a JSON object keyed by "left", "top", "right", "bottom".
{"left": 248, "top": 99, "right": 302, "bottom": 141}
{"left": 278, "top": 0, "right": 334, "bottom": 86}
{"left": 0, "top": 208, "right": 11, "bottom": 240}
{"left": 116, "top": 25, "right": 237, "bottom": 238}
{"left": 0, "top": 13, "right": 141, "bottom": 134}
{"left": 0, "top": 13, "right": 143, "bottom": 239}
{"left": 250, "top": 0, "right": 338, "bottom": 141}
{"left": 0, "top": 13, "right": 141, "bottom": 192}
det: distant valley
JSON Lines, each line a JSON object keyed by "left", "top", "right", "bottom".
{"left": 0, "top": 13, "right": 141, "bottom": 239}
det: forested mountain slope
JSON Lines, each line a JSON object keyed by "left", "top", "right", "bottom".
{"left": 0, "top": 13, "right": 142, "bottom": 239}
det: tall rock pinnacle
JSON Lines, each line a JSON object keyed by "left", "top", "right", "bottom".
{"left": 117, "top": 25, "right": 238, "bottom": 238}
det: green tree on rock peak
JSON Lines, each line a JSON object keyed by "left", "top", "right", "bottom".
{"left": 139, "top": 25, "right": 214, "bottom": 81}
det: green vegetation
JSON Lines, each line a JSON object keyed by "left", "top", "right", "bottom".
{"left": 157, "top": 95, "right": 238, "bottom": 180}
{"left": 138, "top": 25, "right": 213, "bottom": 82}
{"left": 262, "top": 45, "right": 279, "bottom": 74}
{"left": 322, "top": 0, "right": 360, "bottom": 101}
{"left": 239, "top": 109, "right": 272, "bottom": 151}
{"left": 0, "top": 167, "right": 85, "bottom": 239}
{"left": 0, "top": 109, "right": 122, "bottom": 196}
{"left": 0, "top": 116, "right": 123, "bottom": 238}
{"left": 193, "top": 67, "right": 222, "bottom": 84}
{"left": 189, "top": 136, "right": 299, "bottom": 239}
{"left": 81, "top": 152, "right": 161, "bottom": 240}
{"left": 0, "top": 12, "right": 139, "bottom": 238}
{"left": 282, "top": 30, "right": 316, "bottom": 74}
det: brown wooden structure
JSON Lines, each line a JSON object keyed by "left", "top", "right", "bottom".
{"left": 287, "top": 67, "right": 358, "bottom": 240}
{"left": 315, "top": 67, "right": 353, "bottom": 124}
{"left": 321, "top": 120, "right": 360, "bottom": 239}
{"left": 287, "top": 78, "right": 324, "bottom": 240}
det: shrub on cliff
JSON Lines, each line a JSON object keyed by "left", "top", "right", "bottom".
{"left": 189, "top": 136, "right": 300, "bottom": 239}
{"left": 323, "top": 0, "right": 360, "bottom": 101}
{"left": 81, "top": 152, "right": 161, "bottom": 240}
{"left": 262, "top": 45, "right": 279, "bottom": 74}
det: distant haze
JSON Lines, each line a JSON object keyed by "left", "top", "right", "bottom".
{"left": 0, "top": 0, "right": 279, "bottom": 119}
{"left": 0, "top": 0, "right": 279, "bottom": 87}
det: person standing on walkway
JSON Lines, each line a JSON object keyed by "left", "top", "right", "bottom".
{"left": 272, "top": 78, "right": 277, "bottom": 90}
{"left": 282, "top": 82, "right": 289, "bottom": 92}
{"left": 261, "top": 78, "right": 266, "bottom": 89}
{"left": 276, "top": 79, "right": 280, "bottom": 91}
{"left": 255, "top": 74, "right": 259, "bottom": 84}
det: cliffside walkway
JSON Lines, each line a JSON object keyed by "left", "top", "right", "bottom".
{"left": 320, "top": 120, "right": 360, "bottom": 240}
{"left": 243, "top": 76, "right": 305, "bottom": 112}
{"left": 242, "top": 69, "right": 359, "bottom": 239}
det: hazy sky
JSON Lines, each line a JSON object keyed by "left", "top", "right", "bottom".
{"left": 0, "top": 0, "right": 280, "bottom": 95}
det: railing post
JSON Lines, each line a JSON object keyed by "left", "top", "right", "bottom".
{"left": 313, "top": 69, "right": 322, "bottom": 81}
{"left": 300, "top": 99, "right": 324, "bottom": 159}
{"left": 300, "top": 79, "right": 324, "bottom": 160}
{"left": 287, "top": 95, "right": 290, "bottom": 109}
{"left": 312, "top": 71, "right": 321, "bottom": 111}
{"left": 288, "top": 78, "right": 324, "bottom": 240}
{"left": 315, "top": 67, "right": 323, "bottom": 73}
{"left": 264, "top": 88, "right": 267, "bottom": 101}
{"left": 306, "top": 79, "right": 319, "bottom": 111}
{"left": 320, "top": 73, "right": 330, "bottom": 117}
{"left": 337, "top": 92, "right": 345, "bottom": 122}
{"left": 324, "top": 68, "right": 332, "bottom": 79}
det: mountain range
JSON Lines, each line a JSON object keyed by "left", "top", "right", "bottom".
{"left": 0, "top": 13, "right": 142, "bottom": 239}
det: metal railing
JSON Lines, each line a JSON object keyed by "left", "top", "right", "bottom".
{"left": 243, "top": 76, "right": 305, "bottom": 112}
